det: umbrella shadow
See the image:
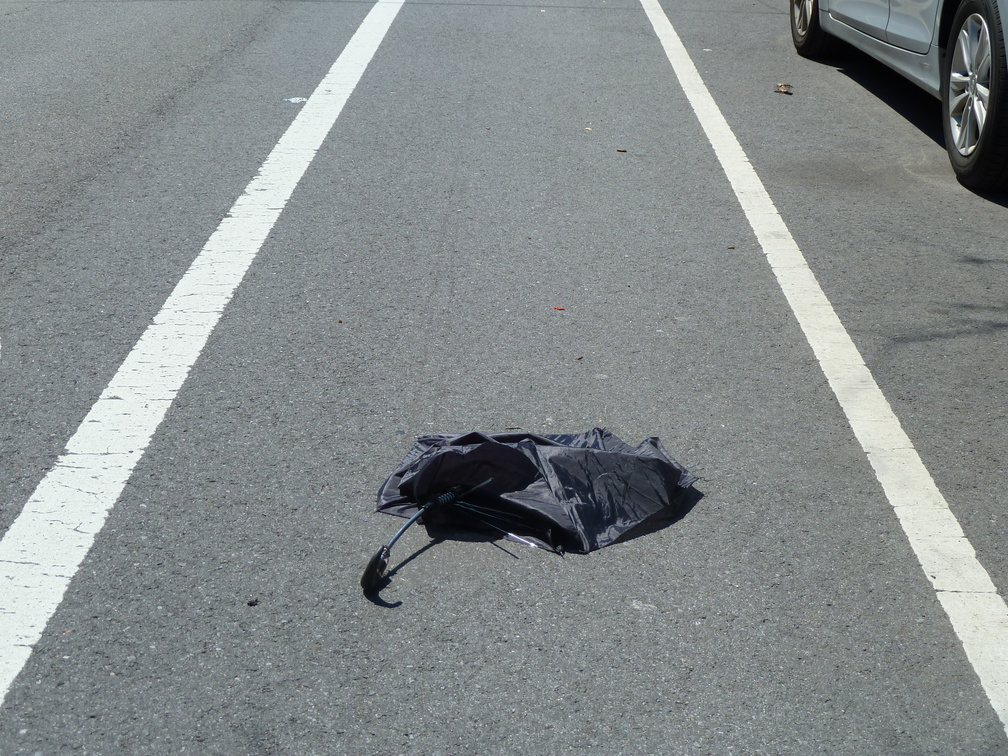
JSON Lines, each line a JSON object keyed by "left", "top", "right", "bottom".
{"left": 364, "top": 487, "right": 704, "bottom": 607}
{"left": 362, "top": 537, "right": 444, "bottom": 607}
{"left": 363, "top": 529, "right": 501, "bottom": 608}
{"left": 612, "top": 485, "right": 704, "bottom": 546}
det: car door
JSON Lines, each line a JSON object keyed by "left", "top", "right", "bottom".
{"left": 886, "top": 0, "right": 942, "bottom": 53}
{"left": 829, "top": 0, "right": 891, "bottom": 39}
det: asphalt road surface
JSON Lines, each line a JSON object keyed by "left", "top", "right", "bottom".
{"left": 3, "top": 0, "right": 1008, "bottom": 753}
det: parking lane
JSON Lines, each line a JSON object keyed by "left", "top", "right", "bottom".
{"left": 677, "top": 0, "right": 1008, "bottom": 609}
{"left": 644, "top": 0, "right": 1008, "bottom": 734}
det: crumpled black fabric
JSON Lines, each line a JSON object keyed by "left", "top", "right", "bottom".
{"left": 376, "top": 428, "right": 697, "bottom": 554}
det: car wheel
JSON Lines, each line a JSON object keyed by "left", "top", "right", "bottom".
{"left": 942, "top": 0, "right": 1008, "bottom": 190}
{"left": 791, "top": 0, "right": 835, "bottom": 58}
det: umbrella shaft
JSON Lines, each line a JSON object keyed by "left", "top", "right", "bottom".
{"left": 383, "top": 478, "right": 492, "bottom": 551}
{"left": 386, "top": 502, "right": 434, "bottom": 551}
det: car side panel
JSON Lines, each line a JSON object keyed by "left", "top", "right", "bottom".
{"left": 888, "top": 0, "right": 942, "bottom": 53}
{"left": 829, "top": 0, "right": 891, "bottom": 39}
{"left": 820, "top": 4, "right": 943, "bottom": 96}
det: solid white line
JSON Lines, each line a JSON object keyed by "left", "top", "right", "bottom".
{"left": 0, "top": 0, "right": 404, "bottom": 706}
{"left": 639, "top": 0, "right": 1008, "bottom": 735}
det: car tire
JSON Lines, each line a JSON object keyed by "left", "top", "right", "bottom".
{"left": 791, "top": 0, "right": 836, "bottom": 58}
{"left": 942, "top": 0, "right": 1008, "bottom": 190}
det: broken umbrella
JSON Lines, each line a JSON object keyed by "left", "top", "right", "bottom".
{"left": 361, "top": 427, "right": 698, "bottom": 592}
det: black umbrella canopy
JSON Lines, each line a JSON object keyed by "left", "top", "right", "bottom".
{"left": 375, "top": 428, "right": 698, "bottom": 555}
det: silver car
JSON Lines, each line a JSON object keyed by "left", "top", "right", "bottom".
{"left": 792, "top": 0, "right": 1008, "bottom": 190}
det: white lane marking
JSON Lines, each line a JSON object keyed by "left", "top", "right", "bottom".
{"left": 639, "top": 0, "right": 1008, "bottom": 735}
{"left": 0, "top": 0, "right": 404, "bottom": 706}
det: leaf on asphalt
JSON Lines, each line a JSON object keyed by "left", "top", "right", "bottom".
{"left": 775, "top": 83, "right": 794, "bottom": 95}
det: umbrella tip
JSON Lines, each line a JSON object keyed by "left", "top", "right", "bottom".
{"left": 361, "top": 546, "right": 390, "bottom": 593}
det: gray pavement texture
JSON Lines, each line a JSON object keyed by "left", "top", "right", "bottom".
{"left": 2, "top": 0, "right": 1008, "bottom": 754}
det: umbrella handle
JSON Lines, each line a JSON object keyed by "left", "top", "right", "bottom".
{"left": 360, "top": 546, "right": 390, "bottom": 592}
{"left": 360, "top": 504, "right": 429, "bottom": 592}
{"left": 361, "top": 478, "right": 493, "bottom": 593}
{"left": 386, "top": 502, "right": 432, "bottom": 552}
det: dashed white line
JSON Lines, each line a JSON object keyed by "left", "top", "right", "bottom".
{"left": 639, "top": 0, "right": 1008, "bottom": 735}
{"left": 0, "top": 0, "right": 404, "bottom": 707}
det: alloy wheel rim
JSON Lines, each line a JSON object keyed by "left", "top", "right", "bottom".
{"left": 793, "top": 0, "right": 813, "bottom": 37}
{"left": 949, "top": 13, "right": 992, "bottom": 156}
